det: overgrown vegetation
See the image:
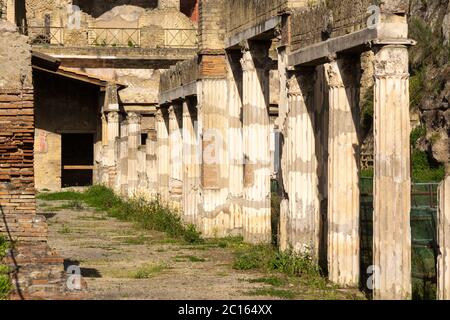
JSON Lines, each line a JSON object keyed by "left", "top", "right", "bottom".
{"left": 410, "top": 125, "right": 445, "bottom": 183}
{"left": 233, "top": 244, "right": 329, "bottom": 291}
{"left": 37, "top": 186, "right": 202, "bottom": 244}
{"left": 0, "top": 236, "right": 11, "bottom": 300}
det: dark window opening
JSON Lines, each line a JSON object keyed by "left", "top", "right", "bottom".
{"left": 61, "top": 133, "right": 94, "bottom": 188}
{"left": 141, "top": 133, "right": 148, "bottom": 145}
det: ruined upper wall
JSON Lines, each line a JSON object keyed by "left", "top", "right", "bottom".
{"left": 289, "top": 0, "right": 408, "bottom": 51}
{"left": 225, "top": 0, "right": 306, "bottom": 38}
{"left": 290, "top": 0, "right": 373, "bottom": 50}
{"left": 0, "top": 21, "right": 32, "bottom": 90}
{"left": 160, "top": 57, "right": 198, "bottom": 93}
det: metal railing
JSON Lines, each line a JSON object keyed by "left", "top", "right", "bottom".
{"left": 21, "top": 26, "right": 198, "bottom": 48}
{"left": 164, "top": 29, "right": 198, "bottom": 48}
{"left": 88, "top": 28, "right": 141, "bottom": 47}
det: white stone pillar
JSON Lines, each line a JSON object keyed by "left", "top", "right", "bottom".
{"left": 127, "top": 112, "right": 141, "bottom": 197}
{"left": 280, "top": 69, "right": 319, "bottom": 256}
{"left": 169, "top": 103, "right": 183, "bottom": 206}
{"left": 373, "top": 44, "right": 412, "bottom": 300}
{"left": 156, "top": 108, "right": 170, "bottom": 202}
{"left": 146, "top": 129, "right": 158, "bottom": 198}
{"left": 182, "top": 98, "right": 200, "bottom": 224}
{"left": 199, "top": 77, "right": 232, "bottom": 237}
{"left": 325, "top": 57, "right": 361, "bottom": 287}
{"left": 119, "top": 119, "right": 129, "bottom": 196}
{"left": 227, "top": 51, "right": 244, "bottom": 234}
{"left": 240, "top": 41, "right": 272, "bottom": 244}
{"left": 438, "top": 175, "right": 450, "bottom": 300}
{"left": 105, "top": 111, "right": 120, "bottom": 188}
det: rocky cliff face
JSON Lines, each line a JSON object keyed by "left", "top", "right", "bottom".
{"left": 408, "top": 0, "right": 450, "bottom": 174}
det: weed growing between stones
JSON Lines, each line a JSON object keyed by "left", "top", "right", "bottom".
{"left": 0, "top": 236, "right": 11, "bottom": 300}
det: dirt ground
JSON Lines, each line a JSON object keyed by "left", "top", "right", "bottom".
{"left": 38, "top": 199, "right": 364, "bottom": 300}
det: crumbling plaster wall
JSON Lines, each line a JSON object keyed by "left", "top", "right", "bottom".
{"left": 34, "top": 71, "right": 101, "bottom": 191}
{"left": 0, "top": 22, "right": 32, "bottom": 89}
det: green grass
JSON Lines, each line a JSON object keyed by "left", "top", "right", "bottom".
{"left": 132, "top": 263, "right": 167, "bottom": 279}
{"left": 0, "top": 236, "right": 11, "bottom": 300}
{"left": 58, "top": 225, "right": 72, "bottom": 234}
{"left": 37, "top": 191, "right": 84, "bottom": 201}
{"left": 245, "top": 287, "right": 296, "bottom": 299}
{"left": 174, "top": 255, "right": 206, "bottom": 263}
{"left": 248, "top": 276, "right": 286, "bottom": 287}
{"left": 37, "top": 185, "right": 202, "bottom": 244}
{"left": 233, "top": 244, "right": 331, "bottom": 291}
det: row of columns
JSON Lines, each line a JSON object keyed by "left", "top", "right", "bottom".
{"left": 97, "top": 42, "right": 450, "bottom": 300}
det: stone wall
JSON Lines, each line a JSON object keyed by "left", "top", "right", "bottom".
{"left": 225, "top": 0, "right": 306, "bottom": 37}
{"left": 290, "top": 0, "right": 373, "bottom": 51}
{"left": 160, "top": 57, "right": 198, "bottom": 93}
{"left": 198, "top": 0, "right": 225, "bottom": 52}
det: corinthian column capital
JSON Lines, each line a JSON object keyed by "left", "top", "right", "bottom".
{"left": 127, "top": 112, "right": 141, "bottom": 125}
{"left": 373, "top": 45, "right": 409, "bottom": 79}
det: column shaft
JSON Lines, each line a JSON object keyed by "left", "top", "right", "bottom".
{"left": 127, "top": 112, "right": 141, "bottom": 197}
{"left": 156, "top": 108, "right": 170, "bottom": 202}
{"left": 326, "top": 58, "right": 360, "bottom": 286}
{"left": 438, "top": 175, "right": 450, "bottom": 299}
{"left": 281, "top": 69, "right": 319, "bottom": 256}
{"left": 227, "top": 51, "right": 244, "bottom": 233}
{"left": 373, "top": 45, "right": 412, "bottom": 300}
{"left": 182, "top": 99, "right": 200, "bottom": 224}
{"left": 199, "top": 78, "right": 232, "bottom": 237}
{"left": 241, "top": 42, "right": 271, "bottom": 244}
{"left": 169, "top": 103, "right": 183, "bottom": 206}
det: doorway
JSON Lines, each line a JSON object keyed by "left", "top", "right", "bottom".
{"left": 61, "top": 133, "right": 94, "bottom": 187}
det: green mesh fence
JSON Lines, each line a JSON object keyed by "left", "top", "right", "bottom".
{"left": 360, "top": 177, "right": 439, "bottom": 300}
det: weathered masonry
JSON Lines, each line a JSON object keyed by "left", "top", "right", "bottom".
{"left": 158, "top": 0, "right": 420, "bottom": 300}
{"left": 1, "top": 0, "right": 450, "bottom": 301}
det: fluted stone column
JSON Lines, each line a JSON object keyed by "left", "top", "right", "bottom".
{"left": 169, "top": 103, "right": 183, "bottom": 206}
{"left": 156, "top": 108, "right": 170, "bottom": 202}
{"left": 105, "top": 111, "right": 120, "bottom": 188}
{"left": 146, "top": 130, "right": 158, "bottom": 198}
{"left": 325, "top": 57, "right": 361, "bottom": 287}
{"left": 199, "top": 77, "right": 232, "bottom": 237}
{"left": 280, "top": 69, "right": 319, "bottom": 256}
{"left": 438, "top": 175, "right": 450, "bottom": 300}
{"left": 127, "top": 112, "right": 141, "bottom": 197}
{"left": 227, "top": 51, "right": 244, "bottom": 233}
{"left": 119, "top": 119, "right": 129, "bottom": 195}
{"left": 373, "top": 45, "right": 412, "bottom": 300}
{"left": 182, "top": 98, "right": 200, "bottom": 224}
{"left": 241, "top": 41, "right": 272, "bottom": 244}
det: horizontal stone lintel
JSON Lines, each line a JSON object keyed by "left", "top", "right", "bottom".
{"left": 159, "top": 81, "right": 197, "bottom": 106}
{"left": 225, "top": 16, "right": 282, "bottom": 49}
{"left": 288, "top": 28, "right": 416, "bottom": 67}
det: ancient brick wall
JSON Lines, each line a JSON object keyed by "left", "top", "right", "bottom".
{"left": 0, "top": 21, "right": 69, "bottom": 300}
{"left": 0, "top": 88, "right": 47, "bottom": 242}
